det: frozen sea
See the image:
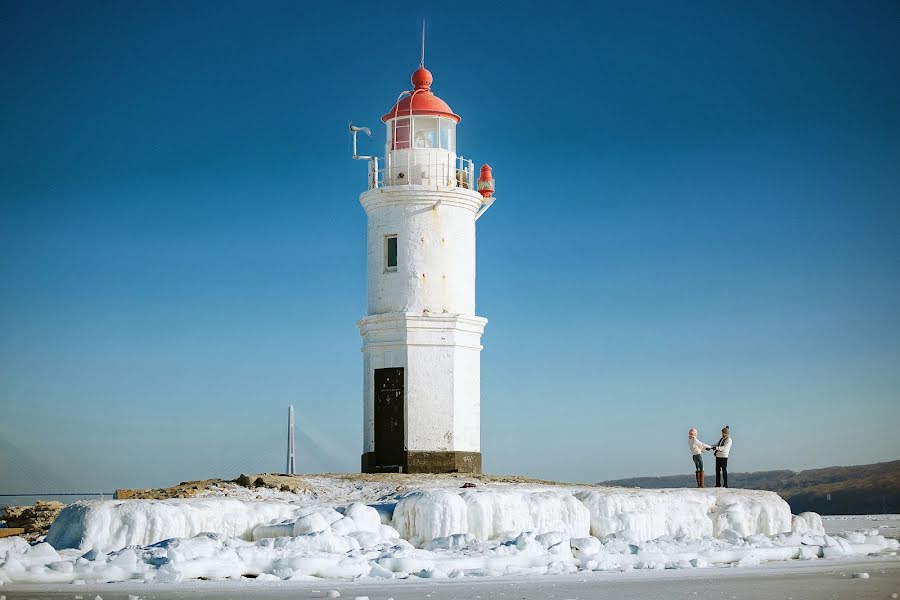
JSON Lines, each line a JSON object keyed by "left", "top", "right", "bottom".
{"left": 2, "top": 556, "right": 898, "bottom": 599}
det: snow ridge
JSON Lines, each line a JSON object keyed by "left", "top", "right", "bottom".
{"left": 1, "top": 483, "right": 896, "bottom": 584}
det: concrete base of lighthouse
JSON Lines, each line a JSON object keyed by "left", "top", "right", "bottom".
{"left": 358, "top": 312, "right": 486, "bottom": 474}
{"left": 361, "top": 450, "right": 482, "bottom": 474}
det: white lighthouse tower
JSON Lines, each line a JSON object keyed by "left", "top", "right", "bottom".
{"left": 351, "top": 56, "right": 496, "bottom": 474}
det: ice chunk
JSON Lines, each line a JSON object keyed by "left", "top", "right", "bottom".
{"left": 460, "top": 490, "right": 533, "bottom": 541}
{"left": 423, "top": 534, "right": 476, "bottom": 551}
{"left": 47, "top": 499, "right": 303, "bottom": 552}
{"left": 575, "top": 488, "right": 712, "bottom": 543}
{"left": 251, "top": 520, "right": 295, "bottom": 540}
{"left": 292, "top": 512, "right": 330, "bottom": 535}
{"left": 24, "top": 543, "right": 60, "bottom": 566}
{"left": 368, "top": 564, "right": 395, "bottom": 578}
{"left": 344, "top": 504, "right": 382, "bottom": 533}
{"left": 392, "top": 491, "right": 467, "bottom": 546}
{"left": 570, "top": 536, "right": 601, "bottom": 559}
{"left": 527, "top": 492, "right": 590, "bottom": 540}
{"left": 709, "top": 491, "right": 792, "bottom": 538}
{"left": 843, "top": 531, "right": 866, "bottom": 544}
{"left": 791, "top": 512, "right": 825, "bottom": 536}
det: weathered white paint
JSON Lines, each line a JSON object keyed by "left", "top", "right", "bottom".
{"left": 358, "top": 313, "right": 486, "bottom": 453}
{"left": 358, "top": 156, "right": 489, "bottom": 460}
{"left": 361, "top": 185, "right": 481, "bottom": 315}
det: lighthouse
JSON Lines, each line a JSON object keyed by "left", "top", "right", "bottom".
{"left": 351, "top": 57, "right": 496, "bottom": 474}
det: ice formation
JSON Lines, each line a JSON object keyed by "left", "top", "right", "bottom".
{"left": 1, "top": 484, "right": 897, "bottom": 585}
{"left": 46, "top": 499, "right": 303, "bottom": 552}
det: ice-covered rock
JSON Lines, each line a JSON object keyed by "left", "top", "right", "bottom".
{"left": 708, "top": 490, "right": 792, "bottom": 538}
{"left": 344, "top": 504, "right": 382, "bottom": 533}
{"left": 392, "top": 491, "right": 468, "bottom": 546}
{"left": 47, "top": 499, "right": 302, "bottom": 552}
{"left": 291, "top": 512, "right": 331, "bottom": 535}
{"left": 575, "top": 488, "right": 713, "bottom": 542}
{"left": 526, "top": 492, "right": 591, "bottom": 540}
{"left": 791, "top": 512, "right": 825, "bottom": 536}
{"left": 460, "top": 491, "right": 533, "bottom": 541}
{"left": 570, "top": 536, "right": 602, "bottom": 560}
{"left": 459, "top": 490, "right": 589, "bottom": 542}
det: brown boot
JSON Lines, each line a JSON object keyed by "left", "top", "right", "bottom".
{"left": 695, "top": 472, "right": 700, "bottom": 487}
{"left": 699, "top": 472, "right": 705, "bottom": 488}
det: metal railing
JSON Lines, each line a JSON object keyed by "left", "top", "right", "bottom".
{"left": 368, "top": 153, "right": 476, "bottom": 191}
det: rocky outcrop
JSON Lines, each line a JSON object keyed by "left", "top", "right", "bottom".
{"left": 115, "top": 478, "right": 225, "bottom": 500}
{"left": 1, "top": 500, "right": 65, "bottom": 541}
{"left": 234, "top": 473, "right": 310, "bottom": 494}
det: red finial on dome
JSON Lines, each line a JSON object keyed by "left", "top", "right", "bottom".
{"left": 380, "top": 22, "right": 460, "bottom": 123}
{"left": 412, "top": 67, "right": 433, "bottom": 90}
{"left": 382, "top": 66, "right": 460, "bottom": 123}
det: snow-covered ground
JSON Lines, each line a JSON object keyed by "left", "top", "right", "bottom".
{"left": 0, "top": 476, "right": 897, "bottom": 590}
{"left": 3, "top": 557, "right": 898, "bottom": 600}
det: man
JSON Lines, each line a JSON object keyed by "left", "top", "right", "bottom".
{"left": 713, "top": 426, "right": 733, "bottom": 488}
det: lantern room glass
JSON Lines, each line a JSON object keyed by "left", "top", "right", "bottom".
{"left": 389, "top": 118, "right": 411, "bottom": 151}
{"left": 387, "top": 116, "right": 455, "bottom": 153}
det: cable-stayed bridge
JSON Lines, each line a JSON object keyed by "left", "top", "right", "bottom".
{"left": 0, "top": 409, "right": 347, "bottom": 506}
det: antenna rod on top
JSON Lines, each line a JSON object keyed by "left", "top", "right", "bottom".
{"left": 420, "top": 20, "right": 426, "bottom": 68}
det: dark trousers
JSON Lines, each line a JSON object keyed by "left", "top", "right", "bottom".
{"left": 715, "top": 457, "right": 728, "bottom": 487}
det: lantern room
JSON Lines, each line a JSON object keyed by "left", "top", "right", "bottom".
{"left": 381, "top": 67, "right": 464, "bottom": 187}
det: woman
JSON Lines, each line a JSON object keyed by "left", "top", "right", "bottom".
{"left": 713, "top": 425, "right": 733, "bottom": 488}
{"left": 688, "top": 428, "right": 713, "bottom": 488}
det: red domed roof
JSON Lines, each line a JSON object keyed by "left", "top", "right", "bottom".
{"left": 381, "top": 67, "right": 461, "bottom": 123}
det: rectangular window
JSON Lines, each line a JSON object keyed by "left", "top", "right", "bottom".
{"left": 391, "top": 118, "right": 410, "bottom": 150}
{"left": 385, "top": 235, "right": 397, "bottom": 271}
{"left": 439, "top": 119, "right": 455, "bottom": 151}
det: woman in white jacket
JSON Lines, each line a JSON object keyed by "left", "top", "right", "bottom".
{"left": 688, "top": 428, "right": 713, "bottom": 488}
{"left": 713, "top": 425, "right": 733, "bottom": 488}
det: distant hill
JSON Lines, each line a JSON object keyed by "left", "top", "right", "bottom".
{"left": 601, "top": 459, "right": 900, "bottom": 515}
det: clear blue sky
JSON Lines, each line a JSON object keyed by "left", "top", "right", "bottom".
{"left": 2, "top": 0, "right": 899, "bottom": 493}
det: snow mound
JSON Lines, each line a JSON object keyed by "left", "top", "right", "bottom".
{"left": 46, "top": 499, "right": 304, "bottom": 553}
{"left": 791, "top": 512, "right": 825, "bottom": 536}
{"left": 2, "top": 481, "right": 895, "bottom": 585}
{"left": 574, "top": 488, "right": 791, "bottom": 543}
{"left": 575, "top": 488, "right": 713, "bottom": 542}
{"left": 708, "top": 489, "right": 791, "bottom": 538}
{"left": 392, "top": 491, "right": 468, "bottom": 546}
{"left": 461, "top": 490, "right": 590, "bottom": 543}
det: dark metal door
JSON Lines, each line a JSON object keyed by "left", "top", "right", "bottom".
{"left": 374, "top": 367, "right": 404, "bottom": 467}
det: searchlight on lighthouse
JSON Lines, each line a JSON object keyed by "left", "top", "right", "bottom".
{"left": 348, "top": 27, "right": 498, "bottom": 474}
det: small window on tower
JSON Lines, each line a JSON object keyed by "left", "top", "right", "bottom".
{"left": 385, "top": 235, "right": 398, "bottom": 272}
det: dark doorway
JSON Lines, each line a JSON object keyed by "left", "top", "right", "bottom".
{"left": 374, "top": 367, "right": 404, "bottom": 468}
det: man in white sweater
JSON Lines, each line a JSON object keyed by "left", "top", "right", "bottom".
{"left": 713, "top": 426, "right": 733, "bottom": 488}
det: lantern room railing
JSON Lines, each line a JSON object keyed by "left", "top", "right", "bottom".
{"left": 367, "top": 155, "right": 476, "bottom": 191}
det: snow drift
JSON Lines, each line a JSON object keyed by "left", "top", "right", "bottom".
{"left": 46, "top": 498, "right": 303, "bottom": 552}
{"left": 1, "top": 484, "right": 896, "bottom": 585}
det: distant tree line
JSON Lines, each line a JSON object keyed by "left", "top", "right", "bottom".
{"left": 601, "top": 459, "right": 900, "bottom": 515}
